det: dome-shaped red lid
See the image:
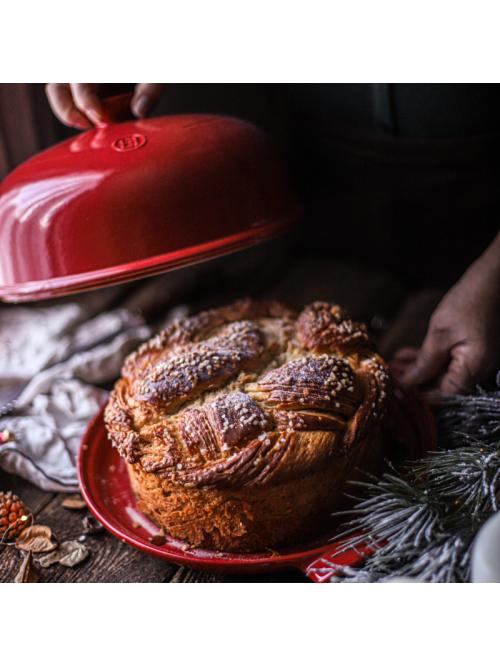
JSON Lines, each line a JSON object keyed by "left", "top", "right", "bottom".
{"left": 0, "top": 107, "right": 300, "bottom": 302}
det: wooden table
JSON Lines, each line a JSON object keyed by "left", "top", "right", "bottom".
{"left": 0, "top": 260, "right": 438, "bottom": 583}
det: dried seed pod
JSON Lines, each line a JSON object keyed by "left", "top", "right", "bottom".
{"left": 0, "top": 491, "right": 32, "bottom": 542}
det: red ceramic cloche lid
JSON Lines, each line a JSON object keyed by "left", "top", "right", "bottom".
{"left": 0, "top": 95, "right": 300, "bottom": 302}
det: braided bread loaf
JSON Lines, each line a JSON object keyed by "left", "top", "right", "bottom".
{"left": 105, "top": 300, "right": 390, "bottom": 552}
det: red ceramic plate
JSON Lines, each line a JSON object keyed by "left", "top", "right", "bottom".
{"left": 78, "top": 382, "right": 437, "bottom": 581}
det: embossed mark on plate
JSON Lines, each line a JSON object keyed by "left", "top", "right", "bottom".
{"left": 112, "top": 134, "right": 147, "bottom": 152}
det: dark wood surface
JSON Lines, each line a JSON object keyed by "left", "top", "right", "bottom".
{"left": 0, "top": 265, "right": 435, "bottom": 583}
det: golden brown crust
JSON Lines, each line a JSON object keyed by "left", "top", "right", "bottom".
{"left": 105, "top": 299, "right": 391, "bottom": 550}
{"left": 296, "top": 301, "right": 371, "bottom": 352}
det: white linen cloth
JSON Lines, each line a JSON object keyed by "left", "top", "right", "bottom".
{"left": 0, "top": 287, "right": 152, "bottom": 491}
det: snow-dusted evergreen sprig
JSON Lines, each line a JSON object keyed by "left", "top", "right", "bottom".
{"left": 327, "top": 535, "right": 471, "bottom": 583}
{"left": 334, "top": 470, "right": 442, "bottom": 552}
{"left": 327, "top": 376, "right": 500, "bottom": 583}
{"left": 434, "top": 371, "right": 500, "bottom": 448}
{"left": 411, "top": 442, "right": 500, "bottom": 518}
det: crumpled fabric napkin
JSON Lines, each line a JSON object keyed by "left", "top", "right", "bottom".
{"left": 0, "top": 288, "right": 151, "bottom": 491}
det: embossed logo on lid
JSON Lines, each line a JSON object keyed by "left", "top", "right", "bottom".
{"left": 112, "top": 134, "right": 147, "bottom": 152}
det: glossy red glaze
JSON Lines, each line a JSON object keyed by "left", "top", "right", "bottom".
{"left": 78, "top": 382, "right": 437, "bottom": 580}
{"left": 0, "top": 112, "right": 300, "bottom": 302}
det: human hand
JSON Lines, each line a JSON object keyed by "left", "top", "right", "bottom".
{"left": 45, "top": 83, "right": 165, "bottom": 129}
{"left": 394, "top": 234, "right": 500, "bottom": 395}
